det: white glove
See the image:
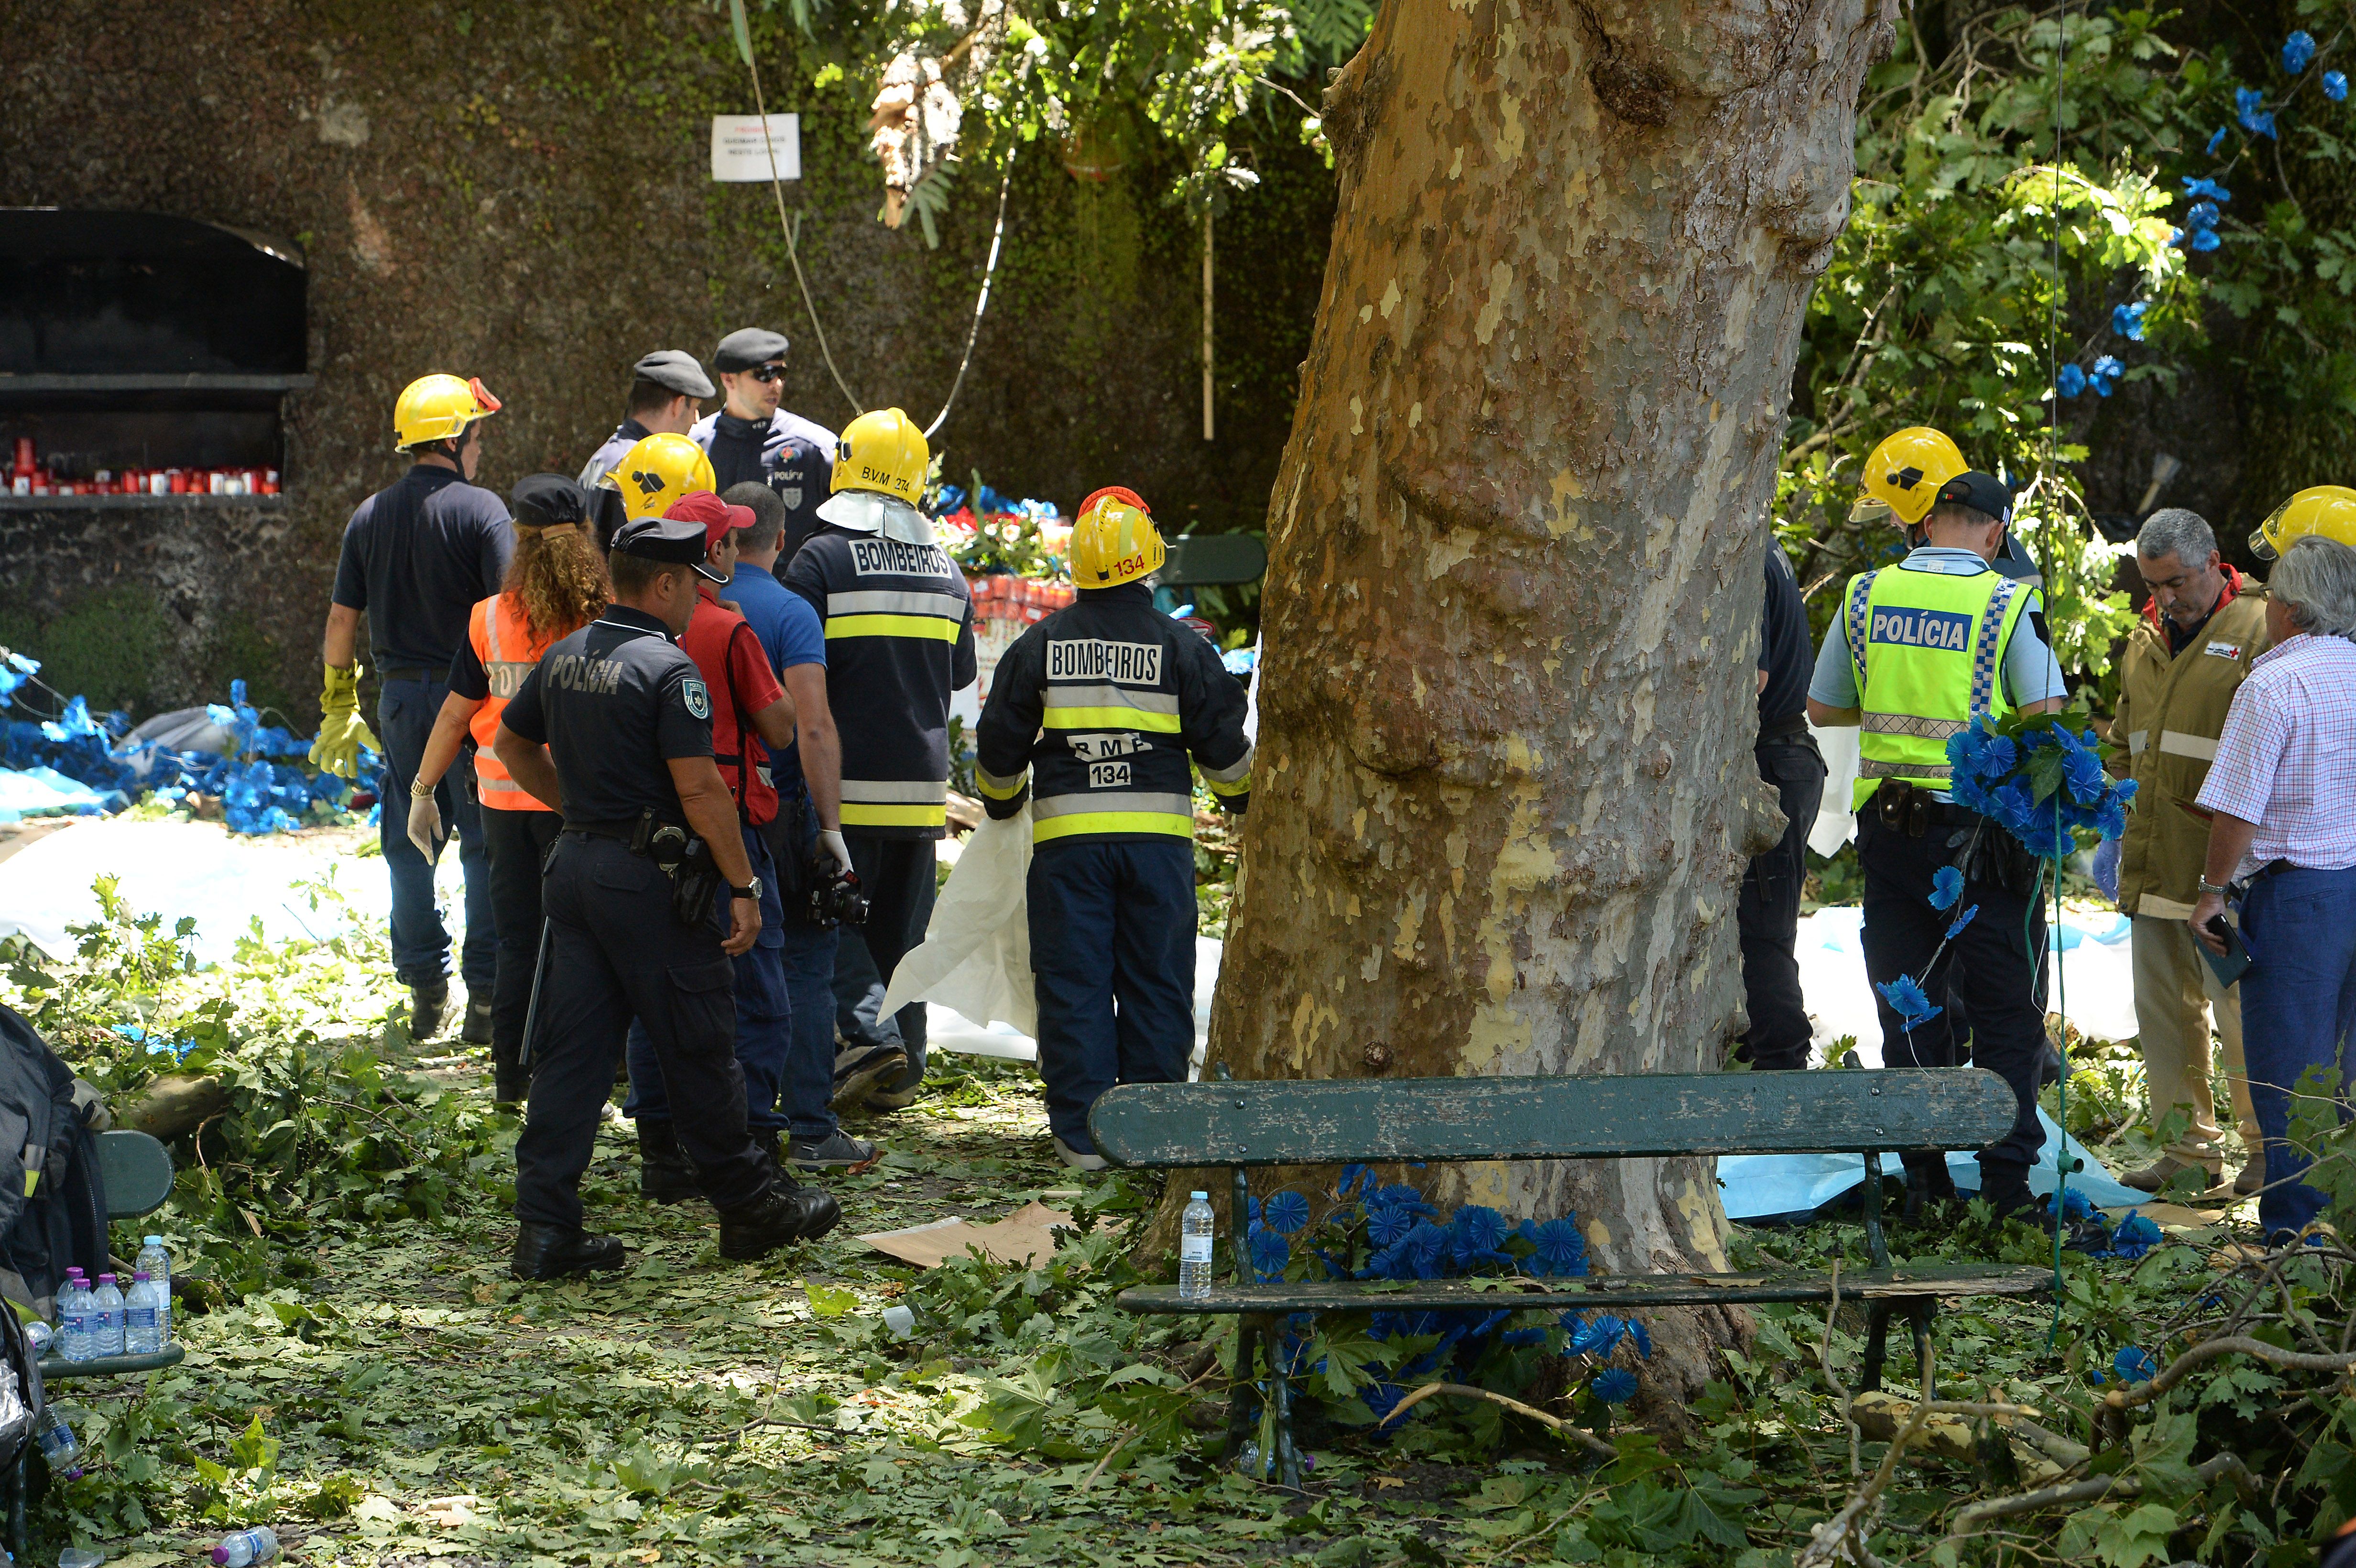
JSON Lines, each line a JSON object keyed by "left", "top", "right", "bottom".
{"left": 406, "top": 787, "right": 446, "bottom": 861}
{"left": 816, "top": 828, "right": 852, "bottom": 878}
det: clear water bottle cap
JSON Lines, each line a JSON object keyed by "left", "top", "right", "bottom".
{"left": 1190, "top": 1191, "right": 1208, "bottom": 1200}
{"left": 143, "top": 1235, "right": 164, "bottom": 1246}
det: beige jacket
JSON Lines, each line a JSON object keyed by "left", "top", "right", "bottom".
{"left": 2112, "top": 581, "right": 2270, "bottom": 918}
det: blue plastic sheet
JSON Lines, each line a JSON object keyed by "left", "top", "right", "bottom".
{"left": 1719, "top": 1108, "right": 2143, "bottom": 1224}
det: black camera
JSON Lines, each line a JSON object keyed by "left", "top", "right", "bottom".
{"left": 807, "top": 862, "right": 870, "bottom": 928}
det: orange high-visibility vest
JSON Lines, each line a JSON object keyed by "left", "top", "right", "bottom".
{"left": 467, "top": 594, "right": 556, "bottom": 812}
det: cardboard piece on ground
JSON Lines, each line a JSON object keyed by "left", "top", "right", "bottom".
{"left": 859, "top": 1201, "right": 1073, "bottom": 1269}
{"left": 2103, "top": 1200, "right": 2227, "bottom": 1231}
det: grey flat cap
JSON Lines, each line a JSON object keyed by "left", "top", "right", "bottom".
{"left": 714, "top": 327, "right": 790, "bottom": 372}
{"left": 632, "top": 349, "right": 715, "bottom": 399}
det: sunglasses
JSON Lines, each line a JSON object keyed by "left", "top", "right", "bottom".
{"left": 740, "top": 364, "right": 785, "bottom": 383}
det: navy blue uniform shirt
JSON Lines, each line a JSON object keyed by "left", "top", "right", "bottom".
{"left": 691, "top": 408, "right": 837, "bottom": 562}
{"left": 331, "top": 466, "right": 512, "bottom": 672}
{"left": 1758, "top": 544, "right": 1812, "bottom": 729}
{"left": 501, "top": 605, "right": 713, "bottom": 827}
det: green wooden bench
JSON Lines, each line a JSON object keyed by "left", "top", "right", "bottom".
{"left": 1092, "top": 1067, "right": 2049, "bottom": 1486}
{"left": 38, "top": 1129, "right": 184, "bottom": 1382}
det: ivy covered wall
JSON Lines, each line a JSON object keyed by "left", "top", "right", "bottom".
{"left": 0, "top": 0, "right": 1334, "bottom": 719}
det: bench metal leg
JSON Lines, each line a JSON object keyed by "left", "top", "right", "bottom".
{"left": 1224, "top": 1318, "right": 1261, "bottom": 1463}
{"left": 1270, "top": 1339, "right": 1302, "bottom": 1489}
{"left": 1861, "top": 1301, "right": 1892, "bottom": 1393}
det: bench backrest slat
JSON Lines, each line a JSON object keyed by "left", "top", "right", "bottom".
{"left": 1089, "top": 1069, "right": 2013, "bottom": 1168}
{"left": 96, "top": 1130, "right": 175, "bottom": 1219}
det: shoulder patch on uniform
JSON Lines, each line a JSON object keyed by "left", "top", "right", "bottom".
{"left": 682, "top": 677, "right": 711, "bottom": 719}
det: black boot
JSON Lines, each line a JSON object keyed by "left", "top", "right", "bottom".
{"left": 637, "top": 1120, "right": 702, "bottom": 1205}
{"left": 461, "top": 997, "right": 494, "bottom": 1045}
{"left": 718, "top": 1179, "right": 843, "bottom": 1260}
{"left": 410, "top": 980, "right": 450, "bottom": 1042}
{"left": 491, "top": 1040, "right": 530, "bottom": 1107}
{"left": 512, "top": 1223, "right": 627, "bottom": 1280}
{"left": 1981, "top": 1159, "right": 2108, "bottom": 1250}
{"left": 1900, "top": 1152, "right": 1957, "bottom": 1223}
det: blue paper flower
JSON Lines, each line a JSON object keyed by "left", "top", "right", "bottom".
{"left": 2285, "top": 30, "right": 2316, "bottom": 73}
{"left": 1629, "top": 1318, "right": 1652, "bottom": 1361}
{"left": 2091, "top": 356, "right": 2124, "bottom": 395}
{"left": 1530, "top": 1217, "right": 1589, "bottom": 1277}
{"left": 1569, "top": 1314, "right": 1628, "bottom": 1358}
{"left": 2236, "top": 87, "right": 2278, "bottom": 138}
{"left": 2055, "top": 363, "right": 2088, "bottom": 398}
{"left": 2328, "top": 70, "right": 2349, "bottom": 102}
{"left": 1591, "top": 1368, "right": 1639, "bottom": 1405}
{"left": 2111, "top": 301, "right": 2149, "bottom": 340}
{"left": 2109, "top": 1211, "right": 2164, "bottom": 1260}
{"left": 2058, "top": 1187, "right": 2095, "bottom": 1220}
{"left": 1929, "top": 864, "right": 1965, "bottom": 911}
{"left": 1336, "top": 1164, "right": 1374, "bottom": 1199}
{"left": 2185, "top": 200, "right": 2222, "bottom": 231}
{"left": 2182, "top": 176, "right": 2233, "bottom": 204}
{"left": 1367, "top": 1201, "right": 1421, "bottom": 1248}
{"left": 1876, "top": 975, "right": 1943, "bottom": 1027}
{"left": 2185, "top": 226, "right": 2223, "bottom": 253}
{"left": 1945, "top": 904, "right": 1979, "bottom": 941}
{"left": 2207, "top": 125, "right": 2230, "bottom": 154}
{"left": 1248, "top": 1222, "right": 1291, "bottom": 1280}
{"left": 1449, "top": 1204, "right": 1507, "bottom": 1253}
{"left": 2112, "top": 1345, "right": 2157, "bottom": 1383}
{"left": 1262, "top": 1189, "right": 1311, "bottom": 1236}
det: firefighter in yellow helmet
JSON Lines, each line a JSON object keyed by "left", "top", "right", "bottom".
{"left": 314, "top": 373, "right": 510, "bottom": 1044}
{"left": 972, "top": 487, "right": 1253, "bottom": 1170}
{"left": 781, "top": 410, "right": 975, "bottom": 1114}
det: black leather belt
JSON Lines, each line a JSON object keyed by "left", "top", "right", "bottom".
{"left": 563, "top": 819, "right": 640, "bottom": 841}
{"left": 1757, "top": 714, "right": 1811, "bottom": 744}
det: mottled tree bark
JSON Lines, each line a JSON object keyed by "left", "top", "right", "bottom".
{"left": 1197, "top": 0, "right": 1894, "bottom": 1402}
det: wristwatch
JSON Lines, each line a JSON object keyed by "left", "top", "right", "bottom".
{"left": 728, "top": 878, "right": 763, "bottom": 901}
{"left": 2197, "top": 878, "right": 2231, "bottom": 896}
{"left": 411, "top": 776, "right": 436, "bottom": 799}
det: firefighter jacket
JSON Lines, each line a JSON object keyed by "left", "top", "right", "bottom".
{"left": 973, "top": 582, "right": 1252, "bottom": 844}
{"left": 784, "top": 524, "right": 976, "bottom": 838}
{"left": 2112, "top": 574, "right": 2270, "bottom": 918}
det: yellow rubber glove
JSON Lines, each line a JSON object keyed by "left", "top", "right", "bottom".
{"left": 309, "top": 663, "right": 382, "bottom": 779}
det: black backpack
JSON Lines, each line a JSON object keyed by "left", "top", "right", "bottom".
{"left": 0, "top": 1005, "right": 111, "bottom": 1324}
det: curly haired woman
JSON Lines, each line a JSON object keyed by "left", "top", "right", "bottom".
{"left": 408, "top": 474, "right": 611, "bottom": 1101}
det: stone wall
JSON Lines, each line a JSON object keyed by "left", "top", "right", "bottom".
{"left": 0, "top": 0, "right": 1333, "bottom": 720}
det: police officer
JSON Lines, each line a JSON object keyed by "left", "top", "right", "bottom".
{"left": 578, "top": 350, "right": 716, "bottom": 491}
{"left": 1806, "top": 470, "right": 2068, "bottom": 1223}
{"left": 785, "top": 409, "right": 975, "bottom": 1113}
{"left": 314, "top": 373, "right": 511, "bottom": 1045}
{"left": 1736, "top": 537, "right": 1824, "bottom": 1072}
{"left": 974, "top": 487, "right": 1251, "bottom": 1170}
{"left": 690, "top": 328, "right": 837, "bottom": 562}
{"left": 491, "top": 512, "right": 841, "bottom": 1279}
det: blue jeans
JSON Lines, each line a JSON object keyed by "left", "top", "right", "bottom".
{"left": 625, "top": 827, "right": 795, "bottom": 1134}
{"left": 2238, "top": 865, "right": 2356, "bottom": 1241}
{"left": 375, "top": 678, "right": 494, "bottom": 993}
{"left": 766, "top": 801, "right": 841, "bottom": 1138}
{"left": 1028, "top": 838, "right": 1198, "bottom": 1154}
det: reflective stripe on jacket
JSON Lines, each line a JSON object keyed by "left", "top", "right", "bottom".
{"left": 468, "top": 595, "right": 556, "bottom": 812}
{"left": 1842, "top": 565, "right": 2031, "bottom": 810}
{"left": 2113, "top": 586, "right": 2269, "bottom": 917}
{"left": 973, "top": 581, "right": 1252, "bottom": 846}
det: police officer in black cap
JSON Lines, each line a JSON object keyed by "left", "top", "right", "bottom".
{"left": 579, "top": 350, "right": 718, "bottom": 550}
{"left": 690, "top": 328, "right": 837, "bottom": 563}
{"left": 492, "top": 511, "right": 841, "bottom": 1278}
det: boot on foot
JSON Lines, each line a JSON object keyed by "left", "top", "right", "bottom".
{"left": 637, "top": 1120, "right": 702, "bottom": 1205}
{"left": 718, "top": 1182, "right": 843, "bottom": 1259}
{"left": 410, "top": 980, "right": 450, "bottom": 1042}
{"left": 461, "top": 997, "right": 494, "bottom": 1045}
{"left": 512, "top": 1223, "right": 626, "bottom": 1279}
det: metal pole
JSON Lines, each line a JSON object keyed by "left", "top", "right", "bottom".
{"left": 516, "top": 917, "right": 553, "bottom": 1072}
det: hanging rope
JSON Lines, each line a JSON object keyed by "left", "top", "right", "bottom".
{"left": 728, "top": 0, "right": 1012, "bottom": 439}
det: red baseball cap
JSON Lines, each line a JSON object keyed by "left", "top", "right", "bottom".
{"left": 664, "top": 490, "right": 755, "bottom": 550}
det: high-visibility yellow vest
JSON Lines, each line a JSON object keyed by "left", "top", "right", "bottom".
{"left": 1840, "top": 562, "right": 2031, "bottom": 810}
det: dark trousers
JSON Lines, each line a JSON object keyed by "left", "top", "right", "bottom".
{"left": 1028, "top": 838, "right": 1198, "bottom": 1153}
{"left": 515, "top": 833, "right": 770, "bottom": 1229}
{"left": 831, "top": 835, "right": 938, "bottom": 1091}
{"left": 625, "top": 827, "right": 795, "bottom": 1135}
{"left": 480, "top": 806, "right": 562, "bottom": 1067}
{"left": 1737, "top": 737, "right": 1825, "bottom": 1072}
{"left": 2238, "top": 866, "right": 2356, "bottom": 1241}
{"left": 1858, "top": 812, "right": 2048, "bottom": 1171}
{"left": 376, "top": 677, "right": 495, "bottom": 992}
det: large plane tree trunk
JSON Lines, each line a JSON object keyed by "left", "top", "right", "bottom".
{"left": 1198, "top": 0, "right": 1894, "bottom": 1404}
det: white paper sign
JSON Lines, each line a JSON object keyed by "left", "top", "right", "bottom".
{"left": 710, "top": 114, "right": 800, "bottom": 183}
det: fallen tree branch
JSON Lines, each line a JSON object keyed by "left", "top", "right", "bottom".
{"left": 2105, "top": 1336, "right": 2356, "bottom": 1413}
{"left": 1796, "top": 1343, "right": 1937, "bottom": 1568}
{"left": 1385, "top": 1382, "right": 1618, "bottom": 1459}
{"left": 1949, "top": 1452, "right": 2261, "bottom": 1537}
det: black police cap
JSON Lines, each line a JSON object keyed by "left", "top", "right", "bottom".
{"left": 1934, "top": 470, "right": 2014, "bottom": 526}
{"left": 714, "top": 327, "right": 789, "bottom": 372}
{"left": 632, "top": 349, "right": 716, "bottom": 399}
{"left": 610, "top": 513, "right": 711, "bottom": 565}
{"left": 510, "top": 473, "right": 590, "bottom": 531}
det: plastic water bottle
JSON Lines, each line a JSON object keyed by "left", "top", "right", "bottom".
{"left": 136, "top": 1235, "right": 171, "bottom": 1298}
{"left": 124, "top": 1273, "right": 164, "bottom": 1356}
{"left": 56, "top": 1271, "right": 90, "bottom": 1363}
{"left": 211, "top": 1527, "right": 279, "bottom": 1568}
{"left": 1178, "top": 1191, "right": 1216, "bottom": 1300}
{"left": 88, "top": 1276, "right": 124, "bottom": 1359}
{"left": 33, "top": 1405, "right": 82, "bottom": 1479}
{"left": 22, "top": 1320, "right": 53, "bottom": 1357}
